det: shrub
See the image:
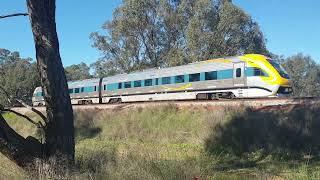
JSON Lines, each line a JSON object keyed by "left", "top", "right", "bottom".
{"left": 204, "top": 104, "right": 320, "bottom": 159}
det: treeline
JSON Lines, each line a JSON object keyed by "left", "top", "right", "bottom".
{"left": 283, "top": 54, "right": 320, "bottom": 97}
{"left": 0, "top": 49, "right": 40, "bottom": 105}
{"left": 90, "top": 0, "right": 268, "bottom": 77}
{"left": 1, "top": 0, "right": 319, "bottom": 105}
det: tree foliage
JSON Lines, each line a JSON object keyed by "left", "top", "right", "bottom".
{"left": 65, "top": 62, "right": 92, "bottom": 81}
{"left": 0, "top": 48, "right": 40, "bottom": 105}
{"left": 91, "top": 0, "right": 268, "bottom": 76}
{"left": 283, "top": 53, "right": 320, "bottom": 97}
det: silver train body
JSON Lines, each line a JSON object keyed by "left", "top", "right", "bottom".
{"left": 32, "top": 54, "right": 292, "bottom": 106}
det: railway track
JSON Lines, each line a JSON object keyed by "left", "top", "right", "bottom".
{"left": 11, "top": 97, "right": 320, "bottom": 114}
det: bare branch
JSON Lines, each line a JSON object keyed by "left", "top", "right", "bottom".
{"left": 0, "top": 13, "right": 29, "bottom": 19}
{"left": 2, "top": 108, "right": 44, "bottom": 129}
{"left": 15, "top": 99, "right": 48, "bottom": 124}
{"left": 0, "top": 86, "right": 48, "bottom": 124}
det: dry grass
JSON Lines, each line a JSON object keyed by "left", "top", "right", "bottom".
{"left": 0, "top": 104, "right": 320, "bottom": 179}
{"left": 0, "top": 153, "right": 25, "bottom": 178}
{"left": 205, "top": 104, "right": 320, "bottom": 158}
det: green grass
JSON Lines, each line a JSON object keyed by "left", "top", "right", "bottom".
{"left": 1, "top": 104, "right": 320, "bottom": 179}
{"left": 2, "top": 111, "right": 43, "bottom": 139}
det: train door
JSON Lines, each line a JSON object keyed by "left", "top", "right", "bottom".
{"left": 233, "top": 62, "right": 246, "bottom": 87}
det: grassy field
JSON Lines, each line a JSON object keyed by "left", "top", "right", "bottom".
{"left": 1, "top": 104, "right": 320, "bottom": 179}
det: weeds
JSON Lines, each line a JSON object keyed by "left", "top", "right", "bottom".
{"left": 1, "top": 104, "right": 320, "bottom": 179}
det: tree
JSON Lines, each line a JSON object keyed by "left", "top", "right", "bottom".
{"left": 65, "top": 62, "right": 92, "bottom": 81}
{"left": 26, "top": 0, "right": 74, "bottom": 165}
{"left": 0, "top": 0, "right": 75, "bottom": 172}
{"left": 90, "top": 0, "right": 164, "bottom": 76}
{"left": 90, "top": 59, "right": 119, "bottom": 78}
{"left": 283, "top": 53, "right": 320, "bottom": 97}
{"left": 91, "top": 0, "right": 268, "bottom": 76}
{"left": 0, "top": 49, "right": 40, "bottom": 106}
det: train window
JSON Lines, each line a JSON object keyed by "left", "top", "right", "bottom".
{"left": 36, "top": 92, "right": 43, "bottom": 97}
{"left": 254, "top": 68, "right": 268, "bottom": 77}
{"left": 94, "top": 86, "right": 97, "bottom": 91}
{"left": 205, "top": 71, "right": 217, "bottom": 80}
{"left": 68, "top": 89, "right": 73, "bottom": 94}
{"left": 103, "top": 85, "right": 106, "bottom": 90}
{"left": 217, "top": 69, "right": 233, "bottom": 79}
{"left": 254, "top": 68, "right": 262, "bottom": 76}
{"left": 162, "top": 77, "right": 171, "bottom": 85}
{"left": 261, "top": 70, "right": 268, "bottom": 77}
{"left": 269, "top": 60, "right": 290, "bottom": 79}
{"left": 75, "top": 88, "right": 80, "bottom": 93}
{"left": 246, "top": 68, "right": 268, "bottom": 77}
{"left": 236, "top": 68, "right": 241, "bottom": 77}
{"left": 107, "top": 83, "right": 118, "bottom": 91}
{"left": 245, "top": 68, "right": 254, "bottom": 76}
{"left": 124, "top": 81, "right": 131, "bottom": 88}
{"left": 118, "top": 83, "right": 123, "bottom": 89}
{"left": 81, "top": 87, "right": 85, "bottom": 92}
{"left": 134, "top": 80, "right": 141, "bottom": 87}
{"left": 155, "top": 78, "right": 159, "bottom": 85}
{"left": 144, "top": 79, "right": 153, "bottom": 86}
{"left": 189, "top": 73, "right": 200, "bottom": 82}
{"left": 175, "top": 75, "right": 185, "bottom": 83}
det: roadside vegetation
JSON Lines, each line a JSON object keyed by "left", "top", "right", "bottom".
{"left": 1, "top": 104, "right": 320, "bottom": 179}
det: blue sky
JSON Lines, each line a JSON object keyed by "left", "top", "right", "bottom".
{"left": 0, "top": 0, "right": 319, "bottom": 66}
{"left": 234, "top": 0, "right": 320, "bottom": 62}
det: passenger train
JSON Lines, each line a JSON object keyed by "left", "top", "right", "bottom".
{"left": 32, "top": 54, "right": 292, "bottom": 106}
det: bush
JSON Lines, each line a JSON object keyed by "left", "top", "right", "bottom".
{"left": 205, "top": 104, "right": 320, "bottom": 159}
{"left": 74, "top": 109, "right": 102, "bottom": 141}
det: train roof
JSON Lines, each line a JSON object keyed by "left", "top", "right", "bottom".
{"left": 34, "top": 54, "right": 270, "bottom": 90}
{"left": 68, "top": 78, "right": 100, "bottom": 88}
{"left": 101, "top": 56, "right": 243, "bottom": 83}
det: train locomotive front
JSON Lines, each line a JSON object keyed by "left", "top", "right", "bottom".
{"left": 240, "top": 54, "right": 292, "bottom": 97}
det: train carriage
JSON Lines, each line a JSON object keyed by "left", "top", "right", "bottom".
{"left": 32, "top": 54, "right": 292, "bottom": 106}
{"left": 68, "top": 78, "right": 100, "bottom": 105}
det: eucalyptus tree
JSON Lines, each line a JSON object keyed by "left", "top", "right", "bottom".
{"left": 0, "top": 49, "right": 40, "bottom": 106}
{"left": 0, "top": 0, "right": 75, "bottom": 173}
{"left": 65, "top": 62, "right": 92, "bottom": 81}
{"left": 91, "top": 0, "right": 268, "bottom": 76}
{"left": 283, "top": 54, "right": 320, "bottom": 97}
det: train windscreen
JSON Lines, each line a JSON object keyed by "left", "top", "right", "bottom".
{"left": 269, "top": 60, "right": 290, "bottom": 79}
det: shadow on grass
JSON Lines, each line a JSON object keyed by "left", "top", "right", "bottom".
{"left": 205, "top": 104, "right": 320, "bottom": 166}
{"left": 74, "top": 110, "right": 102, "bottom": 141}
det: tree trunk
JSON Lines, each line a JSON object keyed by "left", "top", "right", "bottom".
{"left": 26, "top": 0, "right": 75, "bottom": 165}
